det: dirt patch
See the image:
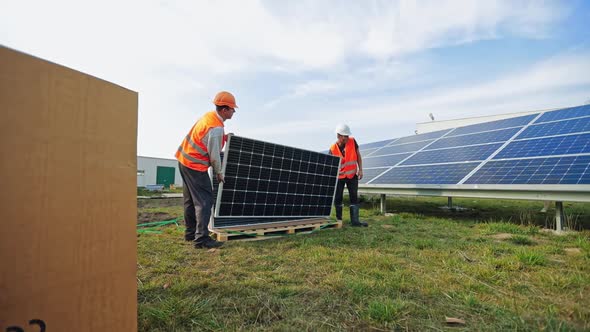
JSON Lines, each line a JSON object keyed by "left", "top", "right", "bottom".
{"left": 138, "top": 197, "right": 183, "bottom": 209}
{"left": 138, "top": 211, "right": 176, "bottom": 224}
{"left": 490, "top": 233, "right": 513, "bottom": 240}
{"left": 564, "top": 248, "right": 582, "bottom": 255}
{"left": 381, "top": 224, "right": 395, "bottom": 229}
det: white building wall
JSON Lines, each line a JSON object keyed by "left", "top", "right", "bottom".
{"left": 137, "top": 156, "right": 183, "bottom": 187}
{"left": 415, "top": 108, "right": 556, "bottom": 134}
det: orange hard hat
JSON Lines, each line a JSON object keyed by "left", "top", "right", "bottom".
{"left": 213, "top": 91, "right": 238, "bottom": 109}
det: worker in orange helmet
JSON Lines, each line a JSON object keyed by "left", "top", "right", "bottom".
{"left": 175, "top": 91, "right": 237, "bottom": 248}
{"left": 329, "top": 124, "right": 368, "bottom": 227}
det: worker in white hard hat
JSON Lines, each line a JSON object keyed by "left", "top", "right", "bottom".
{"left": 329, "top": 124, "right": 368, "bottom": 227}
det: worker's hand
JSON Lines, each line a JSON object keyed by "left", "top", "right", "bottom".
{"left": 358, "top": 169, "right": 363, "bottom": 180}
{"left": 216, "top": 173, "right": 225, "bottom": 183}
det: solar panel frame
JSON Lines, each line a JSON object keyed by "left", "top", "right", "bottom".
{"left": 214, "top": 135, "right": 341, "bottom": 219}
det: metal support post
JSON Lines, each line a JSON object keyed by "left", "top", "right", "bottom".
{"left": 448, "top": 197, "right": 453, "bottom": 209}
{"left": 380, "top": 194, "right": 386, "bottom": 214}
{"left": 555, "top": 201, "right": 564, "bottom": 232}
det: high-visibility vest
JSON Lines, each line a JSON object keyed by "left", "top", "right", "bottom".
{"left": 176, "top": 111, "right": 224, "bottom": 172}
{"left": 330, "top": 137, "right": 358, "bottom": 179}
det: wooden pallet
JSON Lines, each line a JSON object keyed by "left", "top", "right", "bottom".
{"left": 211, "top": 218, "right": 342, "bottom": 242}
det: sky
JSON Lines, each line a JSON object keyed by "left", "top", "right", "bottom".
{"left": 2, "top": 0, "right": 590, "bottom": 158}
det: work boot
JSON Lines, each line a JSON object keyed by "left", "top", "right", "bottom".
{"left": 350, "top": 205, "right": 368, "bottom": 227}
{"left": 335, "top": 205, "right": 343, "bottom": 222}
{"left": 195, "top": 238, "right": 224, "bottom": 249}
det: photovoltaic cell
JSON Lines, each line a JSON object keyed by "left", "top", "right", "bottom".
{"left": 517, "top": 117, "right": 590, "bottom": 139}
{"left": 448, "top": 114, "right": 537, "bottom": 136}
{"left": 392, "top": 129, "right": 451, "bottom": 145}
{"left": 363, "top": 153, "right": 412, "bottom": 168}
{"left": 359, "top": 138, "right": 397, "bottom": 150}
{"left": 217, "top": 136, "right": 340, "bottom": 218}
{"left": 211, "top": 153, "right": 311, "bottom": 227}
{"left": 535, "top": 105, "right": 590, "bottom": 124}
{"left": 427, "top": 127, "right": 520, "bottom": 150}
{"left": 464, "top": 156, "right": 590, "bottom": 185}
{"left": 361, "top": 147, "right": 380, "bottom": 157}
{"left": 372, "top": 140, "right": 433, "bottom": 156}
{"left": 371, "top": 163, "right": 480, "bottom": 184}
{"left": 494, "top": 133, "right": 590, "bottom": 159}
{"left": 402, "top": 143, "right": 502, "bottom": 166}
{"left": 359, "top": 168, "right": 389, "bottom": 184}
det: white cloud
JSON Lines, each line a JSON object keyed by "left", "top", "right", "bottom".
{"left": 0, "top": 0, "right": 579, "bottom": 157}
{"left": 240, "top": 51, "right": 590, "bottom": 151}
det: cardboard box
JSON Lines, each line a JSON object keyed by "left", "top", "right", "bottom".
{"left": 0, "top": 46, "right": 138, "bottom": 331}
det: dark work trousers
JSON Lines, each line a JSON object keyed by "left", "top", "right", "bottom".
{"left": 334, "top": 175, "right": 359, "bottom": 208}
{"left": 178, "top": 162, "right": 214, "bottom": 243}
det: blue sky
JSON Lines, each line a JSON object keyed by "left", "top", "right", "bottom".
{"left": 2, "top": 0, "right": 590, "bottom": 158}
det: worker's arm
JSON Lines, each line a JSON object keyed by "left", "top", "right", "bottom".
{"left": 356, "top": 143, "right": 363, "bottom": 180}
{"left": 206, "top": 127, "right": 225, "bottom": 182}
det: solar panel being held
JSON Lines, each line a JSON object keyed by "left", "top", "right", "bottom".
{"left": 359, "top": 104, "right": 590, "bottom": 186}
{"left": 215, "top": 135, "right": 341, "bottom": 219}
{"left": 211, "top": 153, "right": 313, "bottom": 228}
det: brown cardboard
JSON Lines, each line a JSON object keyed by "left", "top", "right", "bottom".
{"left": 0, "top": 46, "right": 138, "bottom": 331}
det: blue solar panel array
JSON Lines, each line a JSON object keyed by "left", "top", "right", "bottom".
{"left": 518, "top": 117, "right": 590, "bottom": 139}
{"left": 465, "top": 156, "right": 590, "bottom": 185}
{"left": 535, "top": 104, "right": 590, "bottom": 123}
{"left": 371, "top": 163, "right": 480, "bottom": 185}
{"left": 371, "top": 140, "right": 434, "bottom": 156}
{"left": 427, "top": 127, "right": 520, "bottom": 149}
{"left": 402, "top": 143, "right": 502, "bottom": 166}
{"left": 495, "top": 133, "right": 590, "bottom": 159}
{"left": 360, "top": 104, "right": 590, "bottom": 186}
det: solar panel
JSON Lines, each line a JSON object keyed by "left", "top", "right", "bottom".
{"left": 211, "top": 153, "right": 312, "bottom": 228}
{"left": 448, "top": 114, "right": 537, "bottom": 136}
{"left": 363, "top": 153, "right": 412, "bottom": 168}
{"left": 464, "top": 156, "right": 590, "bottom": 185}
{"left": 215, "top": 135, "right": 340, "bottom": 219}
{"left": 359, "top": 138, "right": 398, "bottom": 150}
{"left": 357, "top": 104, "right": 590, "bottom": 196}
{"left": 361, "top": 148, "right": 381, "bottom": 157}
{"left": 391, "top": 129, "right": 451, "bottom": 145}
{"left": 371, "top": 163, "right": 480, "bottom": 184}
{"left": 517, "top": 117, "right": 590, "bottom": 139}
{"left": 494, "top": 133, "right": 590, "bottom": 159}
{"left": 371, "top": 140, "right": 434, "bottom": 156}
{"left": 401, "top": 143, "right": 502, "bottom": 166}
{"left": 427, "top": 127, "right": 520, "bottom": 149}
{"left": 535, "top": 104, "right": 590, "bottom": 123}
{"left": 359, "top": 168, "right": 388, "bottom": 184}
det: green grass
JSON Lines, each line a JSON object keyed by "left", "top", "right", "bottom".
{"left": 137, "top": 196, "right": 590, "bottom": 331}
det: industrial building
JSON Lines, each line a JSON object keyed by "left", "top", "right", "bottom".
{"left": 137, "top": 156, "right": 183, "bottom": 188}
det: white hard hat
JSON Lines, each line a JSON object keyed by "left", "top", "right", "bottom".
{"left": 335, "top": 123, "right": 351, "bottom": 136}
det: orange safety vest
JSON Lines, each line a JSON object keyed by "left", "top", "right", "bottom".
{"left": 330, "top": 137, "right": 358, "bottom": 179}
{"left": 176, "top": 111, "right": 225, "bottom": 172}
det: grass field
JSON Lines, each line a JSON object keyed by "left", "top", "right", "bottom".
{"left": 137, "top": 196, "right": 590, "bottom": 331}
